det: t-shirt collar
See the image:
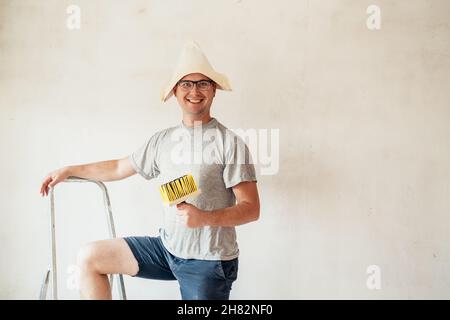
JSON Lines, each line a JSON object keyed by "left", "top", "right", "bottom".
{"left": 180, "top": 117, "right": 218, "bottom": 132}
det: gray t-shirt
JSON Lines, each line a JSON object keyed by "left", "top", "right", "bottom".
{"left": 129, "top": 117, "right": 257, "bottom": 261}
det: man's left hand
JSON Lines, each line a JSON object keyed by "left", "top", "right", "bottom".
{"left": 176, "top": 202, "right": 207, "bottom": 228}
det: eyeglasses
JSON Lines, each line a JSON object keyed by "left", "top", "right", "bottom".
{"left": 177, "top": 80, "right": 214, "bottom": 91}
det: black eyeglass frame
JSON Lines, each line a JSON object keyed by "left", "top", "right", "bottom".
{"left": 176, "top": 79, "right": 215, "bottom": 91}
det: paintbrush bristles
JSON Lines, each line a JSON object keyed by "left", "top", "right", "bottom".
{"left": 159, "top": 174, "right": 199, "bottom": 206}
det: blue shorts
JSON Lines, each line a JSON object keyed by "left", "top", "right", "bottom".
{"left": 123, "top": 236, "right": 238, "bottom": 300}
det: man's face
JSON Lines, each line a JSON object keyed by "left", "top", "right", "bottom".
{"left": 173, "top": 73, "right": 216, "bottom": 116}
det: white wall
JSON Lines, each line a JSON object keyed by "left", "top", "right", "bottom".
{"left": 1, "top": 0, "right": 449, "bottom": 299}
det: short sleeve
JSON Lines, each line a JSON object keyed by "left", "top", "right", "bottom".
{"left": 129, "top": 132, "right": 162, "bottom": 180}
{"left": 223, "top": 133, "right": 257, "bottom": 189}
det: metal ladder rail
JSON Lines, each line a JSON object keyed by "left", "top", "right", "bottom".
{"left": 39, "top": 176, "right": 127, "bottom": 300}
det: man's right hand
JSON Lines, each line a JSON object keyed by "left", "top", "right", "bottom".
{"left": 40, "top": 167, "right": 71, "bottom": 197}
{"left": 39, "top": 158, "right": 136, "bottom": 197}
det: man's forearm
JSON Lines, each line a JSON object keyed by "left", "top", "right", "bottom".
{"left": 205, "top": 202, "right": 259, "bottom": 227}
{"left": 66, "top": 160, "right": 120, "bottom": 182}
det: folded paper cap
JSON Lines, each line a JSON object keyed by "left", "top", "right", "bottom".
{"left": 160, "top": 41, "right": 232, "bottom": 102}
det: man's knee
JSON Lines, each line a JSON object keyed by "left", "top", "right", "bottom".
{"left": 77, "top": 241, "right": 101, "bottom": 272}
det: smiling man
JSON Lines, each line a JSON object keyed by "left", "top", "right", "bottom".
{"left": 40, "top": 41, "right": 260, "bottom": 300}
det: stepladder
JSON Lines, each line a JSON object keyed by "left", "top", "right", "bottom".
{"left": 39, "top": 176, "right": 127, "bottom": 300}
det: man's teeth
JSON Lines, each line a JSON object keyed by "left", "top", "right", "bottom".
{"left": 187, "top": 99, "right": 202, "bottom": 103}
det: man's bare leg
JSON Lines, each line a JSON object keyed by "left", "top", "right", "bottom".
{"left": 77, "top": 238, "right": 139, "bottom": 300}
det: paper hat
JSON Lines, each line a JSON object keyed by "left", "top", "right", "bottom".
{"left": 160, "top": 41, "right": 232, "bottom": 102}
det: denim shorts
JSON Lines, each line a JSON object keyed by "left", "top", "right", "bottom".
{"left": 123, "top": 236, "right": 238, "bottom": 300}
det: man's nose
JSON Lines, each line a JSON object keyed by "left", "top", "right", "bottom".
{"left": 188, "top": 85, "right": 201, "bottom": 95}
{"left": 190, "top": 84, "right": 200, "bottom": 93}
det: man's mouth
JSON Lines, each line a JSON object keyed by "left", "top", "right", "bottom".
{"left": 186, "top": 98, "right": 204, "bottom": 104}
